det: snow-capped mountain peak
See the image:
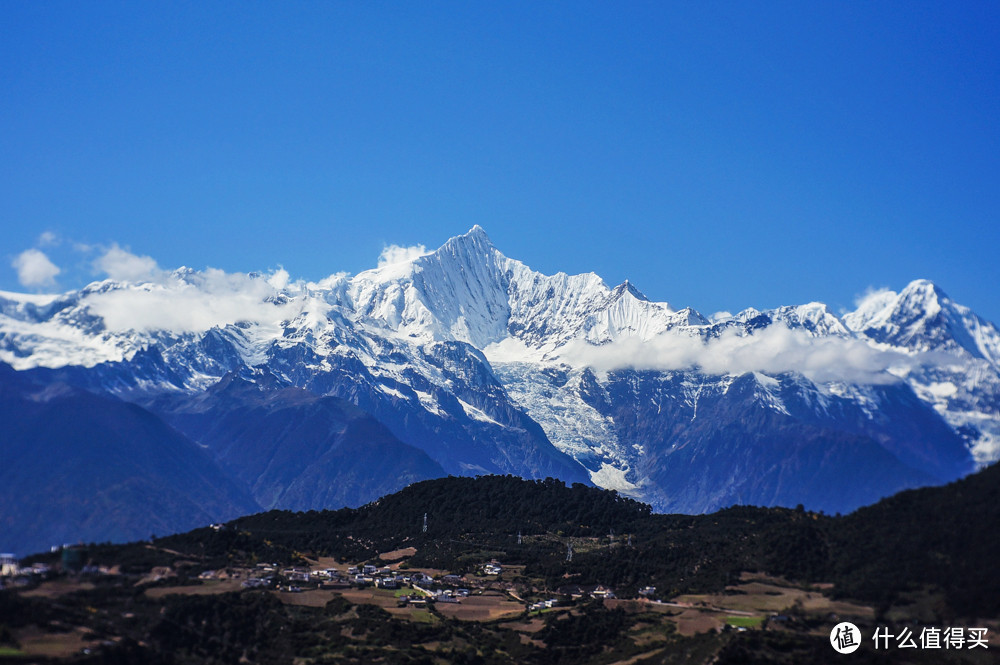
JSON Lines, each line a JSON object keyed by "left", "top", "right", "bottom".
{"left": 609, "top": 280, "right": 650, "bottom": 303}
{"left": 347, "top": 226, "right": 509, "bottom": 347}
{"left": 2, "top": 227, "right": 999, "bottom": 514}
{"left": 845, "top": 279, "right": 1000, "bottom": 367}
{"left": 769, "top": 302, "right": 850, "bottom": 337}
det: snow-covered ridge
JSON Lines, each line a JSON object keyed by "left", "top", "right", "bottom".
{"left": 2, "top": 226, "right": 999, "bottom": 478}
{"left": 13, "top": 226, "right": 984, "bottom": 374}
{"left": 345, "top": 225, "right": 690, "bottom": 352}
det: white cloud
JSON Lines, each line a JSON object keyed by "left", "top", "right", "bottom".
{"left": 377, "top": 244, "right": 429, "bottom": 268}
{"left": 12, "top": 249, "right": 61, "bottom": 289}
{"left": 38, "top": 231, "right": 59, "bottom": 247}
{"left": 267, "top": 267, "right": 290, "bottom": 290}
{"left": 559, "top": 324, "right": 933, "bottom": 384}
{"left": 83, "top": 267, "right": 319, "bottom": 334}
{"left": 854, "top": 285, "right": 896, "bottom": 309}
{"left": 308, "top": 272, "right": 349, "bottom": 291}
{"left": 93, "top": 244, "right": 161, "bottom": 282}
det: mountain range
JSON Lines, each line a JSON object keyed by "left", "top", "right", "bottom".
{"left": 1, "top": 226, "right": 998, "bottom": 554}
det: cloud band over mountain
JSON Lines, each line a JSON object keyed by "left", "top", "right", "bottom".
{"left": 558, "top": 325, "right": 952, "bottom": 384}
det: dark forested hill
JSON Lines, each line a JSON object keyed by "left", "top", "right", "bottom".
{"left": 4, "top": 466, "right": 998, "bottom": 665}
{"left": 829, "top": 460, "right": 1000, "bottom": 616}
{"left": 143, "top": 465, "right": 1000, "bottom": 618}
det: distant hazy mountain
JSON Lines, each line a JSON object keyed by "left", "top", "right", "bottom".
{"left": 144, "top": 367, "right": 447, "bottom": 511}
{"left": 0, "top": 364, "right": 258, "bottom": 554}
{"left": 2, "top": 226, "right": 997, "bottom": 551}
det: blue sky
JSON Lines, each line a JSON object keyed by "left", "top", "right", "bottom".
{"left": 2, "top": 2, "right": 998, "bottom": 322}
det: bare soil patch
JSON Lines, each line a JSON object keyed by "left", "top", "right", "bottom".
{"left": 317, "top": 587, "right": 421, "bottom": 619}
{"left": 22, "top": 579, "right": 95, "bottom": 598}
{"left": 608, "top": 647, "right": 667, "bottom": 665}
{"left": 671, "top": 609, "right": 726, "bottom": 636}
{"left": 144, "top": 578, "right": 244, "bottom": 599}
{"left": 14, "top": 625, "right": 98, "bottom": 659}
{"left": 274, "top": 588, "right": 339, "bottom": 608}
{"left": 504, "top": 617, "right": 546, "bottom": 634}
{"left": 379, "top": 547, "right": 417, "bottom": 561}
{"left": 303, "top": 556, "right": 343, "bottom": 570}
{"left": 434, "top": 593, "right": 524, "bottom": 621}
{"left": 674, "top": 580, "right": 873, "bottom": 618}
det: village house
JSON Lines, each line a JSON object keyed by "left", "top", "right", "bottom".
{"left": 374, "top": 576, "right": 398, "bottom": 589}
{"left": 242, "top": 575, "right": 274, "bottom": 589}
{"left": 555, "top": 584, "right": 585, "bottom": 599}
{"left": 397, "top": 595, "right": 431, "bottom": 607}
{"left": 283, "top": 567, "right": 312, "bottom": 583}
{"left": 554, "top": 584, "right": 616, "bottom": 600}
{"left": 482, "top": 562, "right": 502, "bottom": 576}
{"left": 29, "top": 563, "right": 51, "bottom": 577}
{"left": 590, "top": 585, "right": 616, "bottom": 599}
{"left": 433, "top": 589, "right": 460, "bottom": 603}
{"left": 0, "top": 554, "right": 19, "bottom": 577}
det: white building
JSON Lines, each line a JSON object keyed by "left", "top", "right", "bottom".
{"left": 0, "top": 554, "right": 18, "bottom": 577}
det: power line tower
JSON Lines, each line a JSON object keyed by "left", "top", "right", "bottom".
{"left": 422, "top": 512, "right": 427, "bottom": 534}
{"left": 517, "top": 529, "right": 522, "bottom": 545}
{"left": 566, "top": 543, "right": 573, "bottom": 562}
